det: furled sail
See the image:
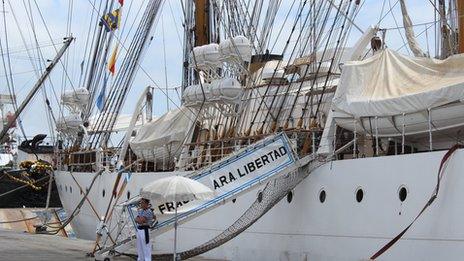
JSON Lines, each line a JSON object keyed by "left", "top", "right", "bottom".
{"left": 332, "top": 49, "right": 464, "bottom": 117}
{"left": 399, "top": 0, "right": 426, "bottom": 57}
{"left": 129, "top": 108, "right": 192, "bottom": 162}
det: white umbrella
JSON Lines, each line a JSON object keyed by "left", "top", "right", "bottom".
{"left": 140, "top": 176, "right": 215, "bottom": 261}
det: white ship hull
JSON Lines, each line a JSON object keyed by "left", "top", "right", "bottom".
{"left": 55, "top": 149, "right": 464, "bottom": 260}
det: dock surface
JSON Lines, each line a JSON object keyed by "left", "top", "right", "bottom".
{"left": 0, "top": 229, "right": 105, "bottom": 260}
{"left": 0, "top": 229, "right": 224, "bottom": 260}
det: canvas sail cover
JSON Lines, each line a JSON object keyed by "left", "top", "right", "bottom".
{"left": 129, "top": 108, "right": 191, "bottom": 160}
{"left": 333, "top": 49, "right": 464, "bottom": 117}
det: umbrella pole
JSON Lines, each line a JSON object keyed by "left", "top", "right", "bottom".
{"left": 174, "top": 201, "right": 177, "bottom": 261}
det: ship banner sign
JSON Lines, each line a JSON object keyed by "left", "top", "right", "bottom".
{"left": 153, "top": 133, "right": 298, "bottom": 230}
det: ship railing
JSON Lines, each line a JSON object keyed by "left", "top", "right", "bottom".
{"left": 57, "top": 147, "right": 180, "bottom": 173}
{"left": 177, "top": 129, "right": 321, "bottom": 170}
{"left": 124, "top": 148, "right": 177, "bottom": 172}
{"left": 58, "top": 129, "right": 321, "bottom": 173}
{"left": 57, "top": 149, "right": 118, "bottom": 172}
{"left": 329, "top": 106, "right": 464, "bottom": 160}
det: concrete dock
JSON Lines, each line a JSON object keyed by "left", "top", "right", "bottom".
{"left": 0, "top": 229, "right": 115, "bottom": 260}
{"left": 0, "top": 229, "right": 224, "bottom": 260}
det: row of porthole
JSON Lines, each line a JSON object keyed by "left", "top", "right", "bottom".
{"left": 61, "top": 184, "right": 408, "bottom": 205}
{"left": 100, "top": 190, "right": 132, "bottom": 199}
{"left": 61, "top": 184, "right": 74, "bottom": 194}
{"left": 254, "top": 186, "right": 408, "bottom": 204}
{"left": 60, "top": 185, "right": 133, "bottom": 200}
{"left": 317, "top": 185, "right": 408, "bottom": 204}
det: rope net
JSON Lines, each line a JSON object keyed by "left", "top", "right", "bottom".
{"left": 153, "top": 156, "right": 325, "bottom": 260}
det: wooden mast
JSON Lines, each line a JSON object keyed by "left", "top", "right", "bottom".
{"left": 193, "top": 0, "right": 212, "bottom": 161}
{"left": 194, "top": 0, "right": 210, "bottom": 47}
{"left": 457, "top": 0, "right": 464, "bottom": 53}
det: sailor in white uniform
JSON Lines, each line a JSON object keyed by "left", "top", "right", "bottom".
{"left": 135, "top": 198, "right": 155, "bottom": 261}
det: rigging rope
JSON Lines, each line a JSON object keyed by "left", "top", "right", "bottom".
{"left": 38, "top": 170, "right": 104, "bottom": 235}
{"left": 22, "top": 0, "right": 58, "bottom": 141}
{"left": 245, "top": 0, "right": 309, "bottom": 134}
{"left": 1, "top": 0, "right": 28, "bottom": 141}
{"left": 31, "top": 0, "right": 77, "bottom": 91}
{"left": 89, "top": 0, "right": 162, "bottom": 148}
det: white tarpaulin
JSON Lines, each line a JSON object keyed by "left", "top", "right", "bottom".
{"left": 333, "top": 49, "right": 464, "bottom": 117}
{"left": 129, "top": 108, "right": 192, "bottom": 160}
{"left": 88, "top": 114, "right": 147, "bottom": 132}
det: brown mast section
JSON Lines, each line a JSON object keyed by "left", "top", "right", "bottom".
{"left": 457, "top": 0, "right": 464, "bottom": 53}
{"left": 193, "top": 0, "right": 212, "bottom": 161}
{"left": 194, "top": 0, "right": 210, "bottom": 47}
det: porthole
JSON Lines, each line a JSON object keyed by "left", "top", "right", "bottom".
{"left": 257, "top": 191, "right": 263, "bottom": 203}
{"left": 287, "top": 191, "right": 293, "bottom": 203}
{"left": 232, "top": 198, "right": 236, "bottom": 203}
{"left": 127, "top": 191, "right": 131, "bottom": 200}
{"left": 65, "top": 186, "right": 68, "bottom": 193}
{"left": 356, "top": 187, "right": 364, "bottom": 203}
{"left": 60, "top": 185, "right": 63, "bottom": 191}
{"left": 319, "top": 189, "right": 326, "bottom": 203}
{"left": 69, "top": 186, "right": 72, "bottom": 194}
{"left": 102, "top": 189, "right": 106, "bottom": 198}
{"left": 398, "top": 186, "right": 407, "bottom": 202}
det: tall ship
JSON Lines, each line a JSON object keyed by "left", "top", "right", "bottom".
{"left": 3, "top": 0, "right": 464, "bottom": 260}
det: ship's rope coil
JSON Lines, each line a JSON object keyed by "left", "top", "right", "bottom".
{"left": 4, "top": 160, "right": 54, "bottom": 191}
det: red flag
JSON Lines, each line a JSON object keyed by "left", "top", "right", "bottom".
{"left": 118, "top": 0, "right": 124, "bottom": 6}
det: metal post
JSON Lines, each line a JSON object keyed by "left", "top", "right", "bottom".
{"left": 221, "top": 141, "right": 224, "bottom": 158}
{"left": 428, "top": 108, "right": 433, "bottom": 151}
{"left": 311, "top": 130, "right": 316, "bottom": 154}
{"left": 173, "top": 200, "right": 178, "bottom": 261}
{"left": 401, "top": 113, "right": 405, "bottom": 154}
{"left": 45, "top": 171, "right": 54, "bottom": 209}
{"left": 332, "top": 123, "right": 337, "bottom": 157}
{"left": 353, "top": 119, "right": 357, "bottom": 158}
{"left": 146, "top": 87, "right": 153, "bottom": 122}
{"left": 375, "top": 116, "right": 379, "bottom": 156}
{"left": 181, "top": 0, "right": 193, "bottom": 92}
{"left": 163, "top": 148, "right": 166, "bottom": 170}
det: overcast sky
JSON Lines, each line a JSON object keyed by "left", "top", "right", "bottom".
{"left": 0, "top": 0, "right": 437, "bottom": 141}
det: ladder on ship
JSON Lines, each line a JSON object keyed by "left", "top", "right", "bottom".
{"left": 94, "top": 133, "right": 326, "bottom": 260}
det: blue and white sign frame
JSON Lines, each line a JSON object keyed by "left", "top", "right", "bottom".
{"left": 152, "top": 132, "right": 298, "bottom": 232}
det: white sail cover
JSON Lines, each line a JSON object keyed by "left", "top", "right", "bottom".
{"left": 129, "top": 108, "right": 191, "bottom": 160}
{"left": 333, "top": 49, "right": 464, "bottom": 117}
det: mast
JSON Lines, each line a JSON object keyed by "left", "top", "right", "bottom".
{"left": 458, "top": 0, "right": 464, "bottom": 53}
{"left": 194, "top": 0, "right": 210, "bottom": 46}
{"left": 439, "top": 0, "right": 451, "bottom": 58}
{"left": 0, "top": 37, "right": 74, "bottom": 141}
{"left": 181, "top": 0, "right": 211, "bottom": 93}
{"left": 181, "top": 1, "right": 194, "bottom": 92}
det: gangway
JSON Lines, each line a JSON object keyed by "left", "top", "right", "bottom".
{"left": 94, "top": 133, "right": 325, "bottom": 260}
